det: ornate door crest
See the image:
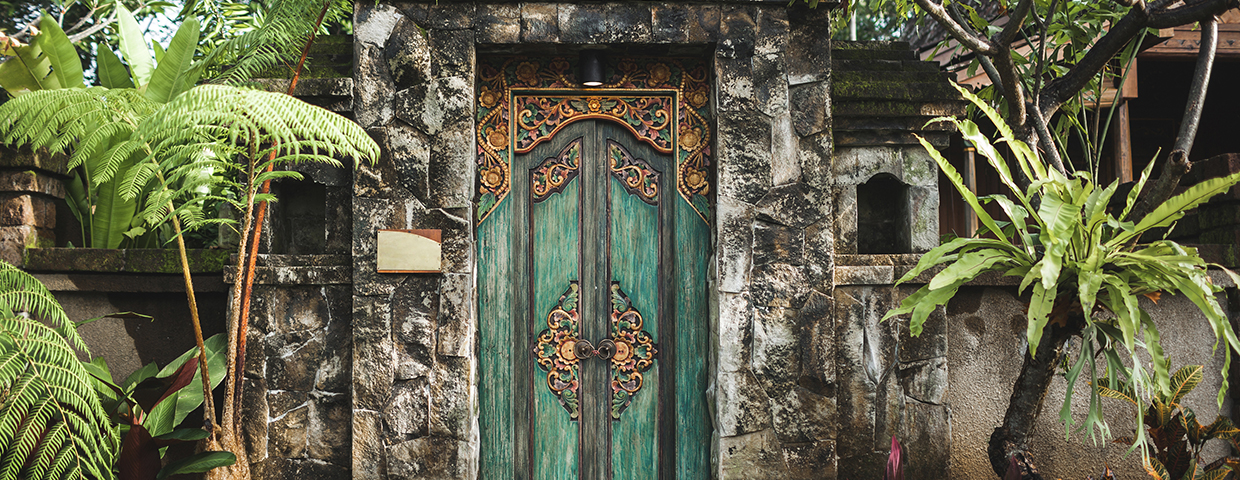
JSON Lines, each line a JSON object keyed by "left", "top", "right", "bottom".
{"left": 475, "top": 56, "right": 713, "bottom": 224}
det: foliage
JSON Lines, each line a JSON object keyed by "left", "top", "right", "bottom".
{"left": 0, "top": 8, "right": 210, "bottom": 249}
{"left": 84, "top": 334, "right": 234, "bottom": 480}
{"left": 0, "top": 260, "right": 118, "bottom": 480}
{"left": 885, "top": 84, "right": 1240, "bottom": 449}
{"left": 1099, "top": 364, "right": 1240, "bottom": 480}
{"left": 190, "top": 0, "right": 354, "bottom": 83}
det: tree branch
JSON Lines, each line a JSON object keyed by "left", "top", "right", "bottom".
{"left": 1131, "top": 17, "right": 1218, "bottom": 221}
{"left": 999, "top": 0, "right": 1035, "bottom": 44}
{"left": 67, "top": 12, "right": 118, "bottom": 43}
{"left": 991, "top": 44, "right": 1029, "bottom": 133}
{"left": 913, "top": 0, "right": 998, "bottom": 55}
{"left": 1028, "top": 102, "right": 1068, "bottom": 175}
{"left": 1039, "top": 10, "right": 1147, "bottom": 119}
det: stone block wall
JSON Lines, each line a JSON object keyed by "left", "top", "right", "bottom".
{"left": 0, "top": 146, "right": 68, "bottom": 264}
{"left": 350, "top": 0, "right": 839, "bottom": 477}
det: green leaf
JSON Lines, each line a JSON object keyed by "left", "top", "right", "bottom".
{"left": 1026, "top": 282, "right": 1054, "bottom": 357}
{"left": 146, "top": 18, "right": 200, "bottom": 103}
{"left": 97, "top": 45, "right": 135, "bottom": 89}
{"left": 116, "top": 3, "right": 155, "bottom": 87}
{"left": 153, "top": 427, "right": 210, "bottom": 442}
{"left": 928, "top": 249, "right": 1015, "bottom": 290}
{"left": 90, "top": 151, "right": 140, "bottom": 248}
{"left": 155, "top": 451, "right": 236, "bottom": 479}
{"left": 1111, "top": 171, "right": 1240, "bottom": 247}
{"left": 1168, "top": 365, "right": 1203, "bottom": 406}
{"left": 36, "top": 15, "right": 84, "bottom": 89}
{"left": 917, "top": 134, "right": 1009, "bottom": 243}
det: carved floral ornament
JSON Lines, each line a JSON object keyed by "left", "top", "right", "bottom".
{"left": 475, "top": 55, "right": 713, "bottom": 224}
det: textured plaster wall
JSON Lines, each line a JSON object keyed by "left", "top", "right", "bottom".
{"left": 947, "top": 286, "right": 1235, "bottom": 479}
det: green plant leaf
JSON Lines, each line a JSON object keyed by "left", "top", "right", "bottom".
{"left": 36, "top": 15, "right": 85, "bottom": 89}
{"left": 116, "top": 3, "right": 155, "bottom": 87}
{"left": 155, "top": 451, "right": 236, "bottom": 479}
{"left": 1112, "top": 172, "right": 1240, "bottom": 247}
{"left": 90, "top": 151, "right": 140, "bottom": 248}
{"left": 1168, "top": 365, "right": 1203, "bottom": 406}
{"left": 97, "top": 45, "right": 135, "bottom": 89}
{"left": 146, "top": 18, "right": 200, "bottom": 104}
{"left": 917, "top": 134, "right": 1008, "bottom": 243}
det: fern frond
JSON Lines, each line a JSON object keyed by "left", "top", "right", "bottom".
{"left": 0, "top": 312, "right": 117, "bottom": 480}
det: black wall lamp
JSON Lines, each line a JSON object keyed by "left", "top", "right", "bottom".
{"left": 580, "top": 50, "right": 604, "bottom": 87}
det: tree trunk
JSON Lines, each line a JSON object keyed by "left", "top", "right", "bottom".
{"left": 987, "top": 323, "right": 1078, "bottom": 479}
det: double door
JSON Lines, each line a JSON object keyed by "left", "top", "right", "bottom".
{"left": 479, "top": 118, "right": 710, "bottom": 479}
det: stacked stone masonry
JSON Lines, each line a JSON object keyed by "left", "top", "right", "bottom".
{"left": 350, "top": 1, "right": 843, "bottom": 478}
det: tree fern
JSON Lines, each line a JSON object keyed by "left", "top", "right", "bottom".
{"left": 0, "top": 261, "right": 118, "bottom": 480}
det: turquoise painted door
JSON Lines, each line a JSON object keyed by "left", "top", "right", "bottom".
{"left": 479, "top": 118, "right": 711, "bottom": 479}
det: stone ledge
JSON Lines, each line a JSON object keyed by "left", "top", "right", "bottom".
{"left": 23, "top": 248, "right": 230, "bottom": 274}
{"left": 835, "top": 265, "right": 894, "bottom": 285}
{"left": 837, "top": 253, "right": 922, "bottom": 267}
{"left": 31, "top": 273, "right": 228, "bottom": 292}
{"left": 228, "top": 254, "right": 352, "bottom": 267}
{"left": 225, "top": 266, "right": 351, "bottom": 286}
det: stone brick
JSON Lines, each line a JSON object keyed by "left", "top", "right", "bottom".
{"left": 387, "top": 436, "right": 473, "bottom": 479}
{"left": 355, "top": 2, "right": 401, "bottom": 47}
{"left": 800, "top": 290, "right": 836, "bottom": 388}
{"left": 756, "top": 7, "right": 789, "bottom": 55}
{"left": 718, "top": 5, "right": 756, "bottom": 60}
{"left": 753, "top": 220, "right": 804, "bottom": 266}
{"left": 787, "top": 5, "right": 831, "bottom": 85}
{"left": 520, "top": 4, "right": 560, "bottom": 42}
{"left": 307, "top": 393, "right": 351, "bottom": 465}
{"left": 387, "top": 121, "right": 431, "bottom": 203}
{"left": 753, "top": 306, "right": 801, "bottom": 387}
{"left": 1, "top": 226, "right": 54, "bottom": 265}
{"left": 790, "top": 80, "right": 830, "bottom": 137}
{"left": 717, "top": 369, "right": 772, "bottom": 437}
{"left": 392, "top": 277, "right": 438, "bottom": 377}
{"left": 429, "top": 29, "right": 474, "bottom": 79}
{"left": 384, "top": 378, "right": 429, "bottom": 437}
{"left": 429, "top": 356, "right": 472, "bottom": 439}
{"left": 353, "top": 296, "right": 394, "bottom": 410}
{"left": 798, "top": 132, "right": 833, "bottom": 192}
{"left": 476, "top": 4, "right": 520, "bottom": 44}
{"left": 0, "top": 146, "right": 67, "bottom": 176}
{"left": 720, "top": 429, "right": 789, "bottom": 479}
{"left": 898, "top": 357, "right": 947, "bottom": 405}
{"left": 754, "top": 53, "right": 788, "bottom": 117}
{"left": 898, "top": 400, "right": 951, "bottom": 480}
{"left": 558, "top": 3, "right": 651, "bottom": 43}
{"left": 756, "top": 182, "right": 824, "bottom": 229}
{"left": 717, "top": 112, "right": 773, "bottom": 205}
{"left": 437, "top": 273, "right": 473, "bottom": 357}
{"left": 0, "top": 194, "right": 56, "bottom": 227}
{"left": 652, "top": 3, "right": 693, "bottom": 43}
{"left": 385, "top": 18, "right": 431, "bottom": 91}
{"left": 243, "top": 378, "right": 269, "bottom": 463}
{"left": 428, "top": 2, "right": 475, "bottom": 30}
{"left": 771, "top": 113, "right": 800, "bottom": 186}
{"left": 352, "top": 409, "right": 385, "bottom": 480}
{"left": 268, "top": 390, "right": 310, "bottom": 458}
{"left": 719, "top": 292, "right": 754, "bottom": 373}
{"left": 355, "top": 127, "right": 413, "bottom": 199}
{"left": 717, "top": 195, "right": 755, "bottom": 294}
{"left": 751, "top": 263, "right": 811, "bottom": 308}
{"left": 784, "top": 439, "right": 836, "bottom": 479}
{"left": 267, "top": 329, "right": 324, "bottom": 391}
{"left": 251, "top": 457, "right": 349, "bottom": 480}
{"left": 0, "top": 170, "right": 65, "bottom": 197}
{"left": 354, "top": 43, "right": 395, "bottom": 128}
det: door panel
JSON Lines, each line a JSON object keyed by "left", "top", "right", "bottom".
{"left": 480, "top": 114, "right": 707, "bottom": 479}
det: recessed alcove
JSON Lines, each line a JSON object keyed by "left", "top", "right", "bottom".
{"left": 856, "top": 173, "right": 910, "bottom": 254}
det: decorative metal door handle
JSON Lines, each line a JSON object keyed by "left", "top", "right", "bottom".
{"left": 574, "top": 338, "right": 595, "bottom": 359}
{"left": 570, "top": 338, "right": 615, "bottom": 360}
{"left": 594, "top": 339, "right": 615, "bottom": 359}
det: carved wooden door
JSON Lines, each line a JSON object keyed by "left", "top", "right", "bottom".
{"left": 478, "top": 115, "right": 710, "bottom": 479}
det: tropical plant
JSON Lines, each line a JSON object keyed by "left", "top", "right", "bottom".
{"left": 884, "top": 83, "right": 1240, "bottom": 478}
{"left": 0, "top": 10, "right": 379, "bottom": 478}
{"left": 0, "top": 259, "right": 118, "bottom": 479}
{"left": 84, "top": 334, "right": 233, "bottom": 480}
{"left": 1098, "top": 364, "right": 1240, "bottom": 480}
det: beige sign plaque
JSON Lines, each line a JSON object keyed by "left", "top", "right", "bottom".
{"left": 376, "top": 229, "right": 442, "bottom": 273}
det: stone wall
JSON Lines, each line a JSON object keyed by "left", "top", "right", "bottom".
{"left": 350, "top": 0, "right": 839, "bottom": 477}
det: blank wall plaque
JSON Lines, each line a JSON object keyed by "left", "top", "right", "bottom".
{"left": 377, "top": 229, "right": 442, "bottom": 273}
